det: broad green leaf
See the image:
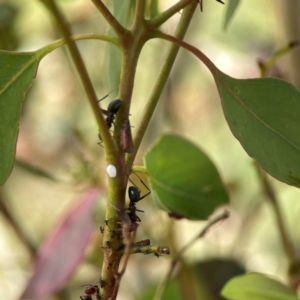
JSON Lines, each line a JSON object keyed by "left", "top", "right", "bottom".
{"left": 156, "top": 34, "right": 300, "bottom": 189}
{"left": 0, "top": 41, "right": 63, "bottom": 186}
{"left": 145, "top": 134, "right": 229, "bottom": 220}
{"left": 0, "top": 50, "right": 41, "bottom": 186}
{"left": 221, "top": 273, "right": 299, "bottom": 300}
{"left": 215, "top": 71, "right": 300, "bottom": 188}
{"left": 223, "top": 0, "right": 240, "bottom": 30}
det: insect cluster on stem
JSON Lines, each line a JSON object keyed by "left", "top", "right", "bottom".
{"left": 97, "top": 90, "right": 134, "bottom": 153}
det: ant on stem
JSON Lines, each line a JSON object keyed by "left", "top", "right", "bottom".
{"left": 80, "top": 284, "right": 100, "bottom": 300}
{"left": 99, "top": 97, "right": 122, "bottom": 129}
{"left": 124, "top": 173, "right": 151, "bottom": 231}
{"left": 97, "top": 87, "right": 122, "bottom": 129}
{"left": 104, "top": 173, "right": 151, "bottom": 232}
{"left": 97, "top": 87, "right": 122, "bottom": 143}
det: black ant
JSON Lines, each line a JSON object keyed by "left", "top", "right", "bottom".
{"left": 99, "top": 98, "right": 122, "bottom": 129}
{"left": 80, "top": 284, "right": 100, "bottom": 300}
{"left": 105, "top": 174, "right": 151, "bottom": 232}
{"left": 154, "top": 253, "right": 162, "bottom": 258}
{"left": 100, "top": 226, "right": 104, "bottom": 234}
{"left": 97, "top": 86, "right": 122, "bottom": 129}
{"left": 97, "top": 88, "right": 122, "bottom": 143}
{"left": 124, "top": 174, "right": 151, "bottom": 231}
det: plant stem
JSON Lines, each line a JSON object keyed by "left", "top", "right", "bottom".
{"left": 152, "top": 31, "right": 217, "bottom": 75}
{"left": 0, "top": 192, "right": 36, "bottom": 257}
{"left": 257, "top": 168, "right": 297, "bottom": 284}
{"left": 111, "top": 230, "right": 136, "bottom": 299}
{"left": 39, "top": 33, "right": 120, "bottom": 57}
{"left": 258, "top": 40, "right": 300, "bottom": 77}
{"left": 125, "top": 1, "right": 199, "bottom": 172}
{"left": 91, "top": 0, "right": 126, "bottom": 37}
{"left": 132, "top": 166, "right": 149, "bottom": 176}
{"left": 99, "top": 7, "right": 151, "bottom": 300}
{"left": 149, "top": 0, "right": 195, "bottom": 28}
{"left": 40, "top": 0, "right": 117, "bottom": 162}
{"left": 256, "top": 50, "right": 300, "bottom": 288}
{"left": 133, "top": 0, "right": 146, "bottom": 28}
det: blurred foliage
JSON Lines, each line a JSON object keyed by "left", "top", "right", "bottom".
{"left": 0, "top": 2, "right": 19, "bottom": 50}
{"left": 194, "top": 259, "right": 245, "bottom": 300}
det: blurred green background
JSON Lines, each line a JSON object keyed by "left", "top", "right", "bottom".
{"left": 1, "top": 0, "right": 300, "bottom": 299}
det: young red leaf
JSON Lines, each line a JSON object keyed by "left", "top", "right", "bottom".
{"left": 21, "top": 189, "right": 99, "bottom": 299}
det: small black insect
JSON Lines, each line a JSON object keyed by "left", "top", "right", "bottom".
{"left": 97, "top": 88, "right": 122, "bottom": 143}
{"left": 80, "top": 284, "right": 100, "bottom": 300}
{"left": 79, "top": 296, "right": 92, "bottom": 300}
{"left": 98, "top": 278, "right": 106, "bottom": 288}
{"left": 128, "top": 174, "right": 151, "bottom": 204}
{"left": 123, "top": 174, "right": 151, "bottom": 231}
{"left": 154, "top": 252, "right": 162, "bottom": 258}
{"left": 97, "top": 87, "right": 121, "bottom": 127}
{"left": 99, "top": 98, "right": 122, "bottom": 129}
{"left": 100, "top": 226, "right": 104, "bottom": 234}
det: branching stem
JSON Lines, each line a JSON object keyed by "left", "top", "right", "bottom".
{"left": 91, "top": 0, "right": 127, "bottom": 37}
{"left": 40, "top": 0, "right": 117, "bottom": 162}
{"left": 149, "top": 0, "right": 195, "bottom": 28}
{"left": 125, "top": 1, "right": 199, "bottom": 172}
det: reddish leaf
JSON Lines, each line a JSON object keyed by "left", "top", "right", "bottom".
{"left": 21, "top": 189, "right": 99, "bottom": 299}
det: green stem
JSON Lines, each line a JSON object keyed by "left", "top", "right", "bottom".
{"left": 256, "top": 47, "right": 299, "bottom": 286}
{"left": 132, "top": 166, "right": 149, "bottom": 176}
{"left": 39, "top": 33, "right": 120, "bottom": 57}
{"left": 257, "top": 168, "right": 297, "bottom": 283}
{"left": 153, "top": 31, "right": 217, "bottom": 75}
{"left": 133, "top": 0, "right": 146, "bottom": 29}
{"left": 258, "top": 40, "right": 300, "bottom": 77}
{"left": 125, "top": 2, "right": 199, "bottom": 172}
{"left": 40, "top": 0, "right": 117, "bottom": 162}
{"left": 91, "top": 0, "right": 126, "bottom": 37}
{"left": 0, "top": 192, "right": 36, "bottom": 257}
{"left": 149, "top": 0, "right": 195, "bottom": 28}
{"left": 100, "top": 14, "right": 149, "bottom": 300}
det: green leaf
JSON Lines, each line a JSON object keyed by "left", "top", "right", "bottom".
{"left": 155, "top": 33, "right": 300, "bottom": 189}
{"left": 215, "top": 71, "right": 300, "bottom": 188}
{"left": 0, "top": 50, "right": 41, "bottom": 186}
{"left": 0, "top": 41, "right": 63, "bottom": 187}
{"left": 221, "top": 273, "right": 299, "bottom": 300}
{"left": 223, "top": 0, "right": 240, "bottom": 30}
{"left": 144, "top": 134, "right": 229, "bottom": 220}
